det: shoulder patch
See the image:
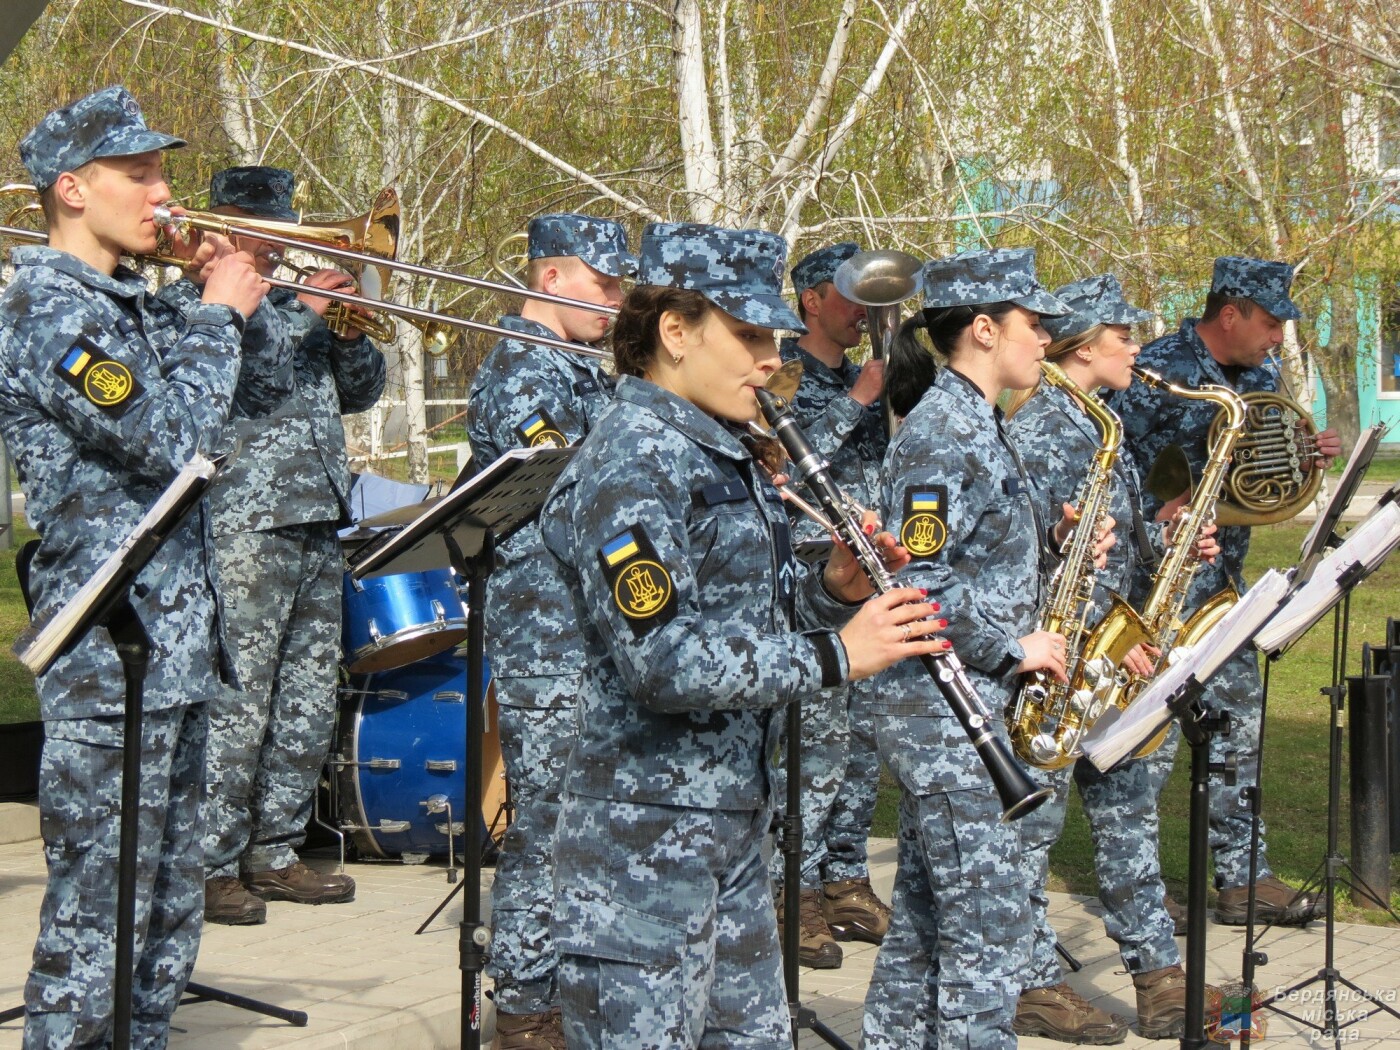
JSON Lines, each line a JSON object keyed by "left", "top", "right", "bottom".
{"left": 900, "top": 485, "right": 948, "bottom": 557}
{"left": 597, "top": 525, "right": 678, "bottom": 635}
{"left": 53, "top": 336, "right": 144, "bottom": 417}
{"left": 516, "top": 408, "right": 567, "bottom": 448}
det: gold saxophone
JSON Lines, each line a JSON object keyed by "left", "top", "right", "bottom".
{"left": 1076, "top": 367, "right": 1248, "bottom": 757}
{"left": 1007, "top": 362, "right": 1126, "bottom": 770}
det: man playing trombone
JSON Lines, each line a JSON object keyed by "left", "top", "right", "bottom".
{"left": 166, "top": 165, "right": 386, "bottom": 926}
{"left": 466, "top": 213, "right": 634, "bottom": 1049}
{"left": 0, "top": 87, "right": 271, "bottom": 1047}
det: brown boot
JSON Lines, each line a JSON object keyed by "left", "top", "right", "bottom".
{"left": 245, "top": 860, "right": 356, "bottom": 905}
{"left": 775, "top": 886, "right": 842, "bottom": 969}
{"left": 492, "top": 1006, "right": 566, "bottom": 1049}
{"left": 1214, "top": 875, "right": 1317, "bottom": 927}
{"left": 1014, "top": 983, "right": 1130, "bottom": 1044}
{"left": 822, "top": 877, "right": 892, "bottom": 944}
{"left": 204, "top": 876, "right": 266, "bottom": 925}
{"left": 1133, "top": 964, "right": 1223, "bottom": 1039}
{"left": 1162, "top": 893, "right": 1187, "bottom": 936}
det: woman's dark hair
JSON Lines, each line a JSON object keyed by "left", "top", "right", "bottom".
{"left": 610, "top": 285, "right": 712, "bottom": 377}
{"left": 885, "top": 301, "right": 1018, "bottom": 417}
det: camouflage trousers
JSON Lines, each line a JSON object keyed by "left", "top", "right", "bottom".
{"left": 862, "top": 786, "right": 1029, "bottom": 1050}
{"left": 26, "top": 704, "right": 207, "bottom": 1050}
{"left": 552, "top": 794, "right": 789, "bottom": 1049}
{"left": 1144, "top": 647, "right": 1271, "bottom": 889}
{"left": 202, "top": 523, "right": 342, "bottom": 878}
{"left": 487, "top": 678, "right": 578, "bottom": 1015}
{"left": 769, "top": 680, "right": 882, "bottom": 889}
{"left": 1017, "top": 757, "right": 1180, "bottom": 992}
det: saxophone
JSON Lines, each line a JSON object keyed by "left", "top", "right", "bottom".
{"left": 1076, "top": 366, "right": 1248, "bottom": 757}
{"left": 1007, "top": 362, "right": 1126, "bottom": 770}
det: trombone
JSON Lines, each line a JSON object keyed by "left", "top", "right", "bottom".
{"left": 1, "top": 184, "right": 617, "bottom": 362}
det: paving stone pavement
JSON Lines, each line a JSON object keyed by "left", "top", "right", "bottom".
{"left": 0, "top": 819, "right": 1395, "bottom": 1048}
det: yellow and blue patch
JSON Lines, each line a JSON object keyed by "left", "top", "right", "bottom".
{"left": 516, "top": 408, "right": 567, "bottom": 449}
{"left": 53, "top": 336, "right": 143, "bottom": 417}
{"left": 900, "top": 484, "right": 948, "bottom": 557}
{"left": 596, "top": 525, "right": 677, "bottom": 635}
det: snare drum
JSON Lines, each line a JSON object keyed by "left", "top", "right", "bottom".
{"left": 332, "top": 654, "right": 507, "bottom": 859}
{"left": 341, "top": 569, "right": 469, "bottom": 674}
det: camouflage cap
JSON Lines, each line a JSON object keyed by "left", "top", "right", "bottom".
{"left": 921, "top": 248, "right": 1071, "bottom": 316}
{"left": 19, "top": 86, "right": 185, "bottom": 192}
{"left": 638, "top": 221, "right": 806, "bottom": 333}
{"left": 1043, "top": 273, "right": 1156, "bottom": 341}
{"left": 790, "top": 241, "right": 861, "bottom": 296}
{"left": 209, "top": 166, "right": 298, "bottom": 220}
{"left": 528, "top": 213, "right": 638, "bottom": 278}
{"left": 1210, "top": 256, "right": 1302, "bottom": 321}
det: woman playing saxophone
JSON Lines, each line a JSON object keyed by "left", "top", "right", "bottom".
{"left": 1006, "top": 274, "right": 1218, "bottom": 1041}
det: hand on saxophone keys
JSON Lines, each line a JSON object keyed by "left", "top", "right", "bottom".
{"left": 1051, "top": 502, "right": 1117, "bottom": 570}
{"left": 1018, "top": 630, "right": 1069, "bottom": 683}
{"left": 1157, "top": 497, "right": 1221, "bottom": 564}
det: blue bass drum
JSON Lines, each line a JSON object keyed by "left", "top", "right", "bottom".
{"left": 342, "top": 569, "right": 470, "bottom": 674}
{"left": 332, "top": 653, "right": 507, "bottom": 859}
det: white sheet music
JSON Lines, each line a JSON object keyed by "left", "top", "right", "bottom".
{"left": 15, "top": 454, "right": 221, "bottom": 675}
{"left": 1256, "top": 502, "right": 1400, "bottom": 656}
{"left": 1083, "top": 569, "right": 1291, "bottom": 772}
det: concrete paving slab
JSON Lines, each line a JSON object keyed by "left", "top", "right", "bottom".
{"left": 0, "top": 835, "right": 1395, "bottom": 1049}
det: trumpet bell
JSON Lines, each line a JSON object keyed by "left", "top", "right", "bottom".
{"left": 833, "top": 249, "right": 923, "bottom": 307}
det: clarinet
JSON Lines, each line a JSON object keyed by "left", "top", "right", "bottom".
{"left": 756, "top": 388, "right": 1050, "bottom": 821}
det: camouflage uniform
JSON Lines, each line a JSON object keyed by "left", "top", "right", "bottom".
{"left": 538, "top": 223, "right": 855, "bottom": 1048}
{"left": 465, "top": 213, "right": 632, "bottom": 1017}
{"left": 0, "top": 87, "right": 283, "bottom": 1048}
{"left": 1104, "top": 257, "right": 1301, "bottom": 890}
{"left": 769, "top": 240, "right": 889, "bottom": 894}
{"left": 863, "top": 249, "right": 1067, "bottom": 1050}
{"left": 1007, "top": 274, "right": 1179, "bottom": 988}
{"left": 174, "top": 166, "right": 387, "bottom": 888}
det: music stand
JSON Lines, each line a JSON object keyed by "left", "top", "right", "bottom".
{"left": 1, "top": 455, "right": 304, "bottom": 1045}
{"left": 348, "top": 445, "right": 574, "bottom": 1050}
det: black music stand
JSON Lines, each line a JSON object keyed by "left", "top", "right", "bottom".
{"left": 348, "top": 446, "right": 574, "bottom": 1050}
{"left": 0, "top": 456, "right": 304, "bottom": 1045}
{"left": 1240, "top": 466, "right": 1400, "bottom": 1049}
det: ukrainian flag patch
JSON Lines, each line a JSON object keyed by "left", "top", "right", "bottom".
{"left": 596, "top": 524, "right": 677, "bottom": 635}
{"left": 53, "top": 335, "right": 144, "bottom": 417}
{"left": 900, "top": 484, "right": 948, "bottom": 557}
{"left": 516, "top": 409, "right": 567, "bottom": 449}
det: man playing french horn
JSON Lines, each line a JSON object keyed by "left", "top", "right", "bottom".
{"left": 1107, "top": 256, "right": 1341, "bottom": 928}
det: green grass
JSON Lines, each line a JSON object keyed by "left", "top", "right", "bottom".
{"left": 873, "top": 521, "right": 1400, "bottom": 923}
{"left": 0, "top": 519, "right": 40, "bottom": 725}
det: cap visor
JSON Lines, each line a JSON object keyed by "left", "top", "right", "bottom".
{"left": 1014, "top": 288, "right": 1073, "bottom": 317}
{"left": 710, "top": 290, "right": 806, "bottom": 334}
{"left": 1102, "top": 304, "right": 1157, "bottom": 326}
{"left": 1268, "top": 300, "right": 1302, "bottom": 322}
{"left": 95, "top": 129, "right": 187, "bottom": 161}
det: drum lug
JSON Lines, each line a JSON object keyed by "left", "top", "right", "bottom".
{"left": 351, "top": 757, "right": 401, "bottom": 770}
{"left": 432, "top": 599, "right": 446, "bottom": 622}
{"left": 433, "top": 691, "right": 464, "bottom": 704}
{"left": 378, "top": 689, "right": 410, "bottom": 702}
{"left": 367, "top": 618, "right": 382, "bottom": 642}
{"left": 435, "top": 821, "right": 466, "bottom": 837}
{"left": 425, "top": 759, "right": 458, "bottom": 772}
{"left": 376, "top": 819, "right": 412, "bottom": 833}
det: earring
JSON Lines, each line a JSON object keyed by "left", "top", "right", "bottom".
{"left": 671, "top": 354, "right": 683, "bottom": 365}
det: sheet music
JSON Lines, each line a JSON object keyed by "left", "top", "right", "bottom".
{"left": 1083, "top": 569, "right": 1291, "bottom": 771}
{"left": 15, "top": 454, "right": 223, "bottom": 675}
{"left": 1299, "top": 424, "right": 1385, "bottom": 561}
{"left": 342, "top": 473, "right": 431, "bottom": 535}
{"left": 1256, "top": 501, "right": 1400, "bottom": 655}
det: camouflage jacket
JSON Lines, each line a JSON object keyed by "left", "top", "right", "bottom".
{"left": 874, "top": 367, "right": 1047, "bottom": 721}
{"left": 0, "top": 246, "right": 285, "bottom": 719}
{"left": 163, "top": 283, "right": 386, "bottom": 535}
{"left": 1105, "top": 319, "right": 1275, "bottom": 605}
{"left": 540, "top": 375, "right": 855, "bottom": 810}
{"left": 1008, "top": 381, "right": 1158, "bottom": 624}
{"left": 467, "top": 314, "right": 614, "bottom": 683}
{"left": 778, "top": 336, "right": 888, "bottom": 543}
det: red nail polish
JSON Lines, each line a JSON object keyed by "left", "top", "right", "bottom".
{"left": 863, "top": 522, "right": 875, "bottom": 535}
{"left": 938, "top": 618, "right": 948, "bottom": 628}
{"left": 919, "top": 588, "right": 929, "bottom": 596}
{"left": 930, "top": 601, "right": 940, "bottom": 611}
{"left": 942, "top": 640, "right": 953, "bottom": 650}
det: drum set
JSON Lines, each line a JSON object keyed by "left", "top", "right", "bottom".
{"left": 319, "top": 564, "right": 510, "bottom": 865}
